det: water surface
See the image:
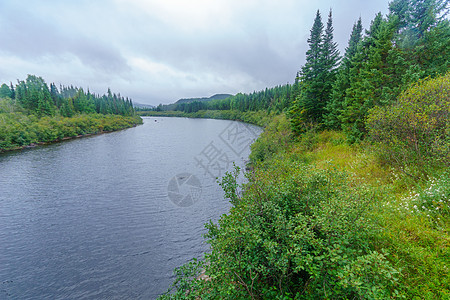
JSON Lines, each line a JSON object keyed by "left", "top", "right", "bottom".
{"left": 0, "top": 117, "right": 261, "bottom": 299}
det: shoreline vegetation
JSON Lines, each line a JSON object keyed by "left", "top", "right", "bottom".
{"left": 0, "top": 75, "right": 143, "bottom": 153}
{"left": 1, "top": 0, "right": 448, "bottom": 298}
{"left": 139, "top": 110, "right": 272, "bottom": 127}
{"left": 0, "top": 114, "right": 142, "bottom": 153}
{"left": 156, "top": 1, "right": 449, "bottom": 298}
{"left": 159, "top": 77, "right": 449, "bottom": 299}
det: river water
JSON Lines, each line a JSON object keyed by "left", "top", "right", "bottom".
{"left": 0, "top": 117, "right": 261, "bottom": 299}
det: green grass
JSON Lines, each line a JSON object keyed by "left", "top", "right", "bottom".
{"left": 159, "top": 113, "right": 448, "bottom": 299}
{"left": 252, "top": 115, "right": 449, "bottom": 299}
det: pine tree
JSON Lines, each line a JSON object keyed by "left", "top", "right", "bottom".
{"left": 37, "top": 84, "right": 55, "bottom": 116}
{"left": 0, "top": 83, "right": 12, "bottom": 98}
{"left": 420, "top": 19, "right": 450, "bottom": 76}
{"left": 410, "top": 0, "right": 449, "bottom": 39}
{"left": 340, "top": 13, "right": 403, "bottom": 142}
{"left": 289, "top": 10, "right": 324, "bottom": 133}
{"left": 301, "top": 9, "right": 324, "bottom": 112}
{"left": 9, "top": 82, "right": 15, "bottom": 99}
{"left": 322, "top": 9, "right": 341, "bottom": 80}
{"left": 60, "top": 99, "right": 74, "bottom": 117}
{"left": 325, "top": 18, "right": 363, "bottom": 129}
{"left": 290, "top": 9, "right": 341, "bottom": 134}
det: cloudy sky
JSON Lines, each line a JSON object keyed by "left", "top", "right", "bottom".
{"left": 0, "top": 0, "right": 390, "bottom": 105}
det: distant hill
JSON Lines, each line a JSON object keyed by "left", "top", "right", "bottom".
{"left": 175, "top": 94, "right": 232, "bottom": 105}
{"left": 137, "top": 94, "right": 233, "bottom": 111}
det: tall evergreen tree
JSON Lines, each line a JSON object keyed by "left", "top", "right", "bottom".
{"left": 340, "top": 13, "right": 403, "bottom": 142}
{"left": 297, "top": 9, "right": 324, "bottom": 121}
{"left": 9, "top": 82, "right": 15, "bottom": 99}
{"left": 289, "top": 9, "right": 341, "bottom": 134}
{"left": 37, "top": 84, "right": 55, "bottom": 116}
{"left": 0, "top": 83, "right": 12, "bottom": 98}
{"left": 325, "top": 18, "right": 363, "bottom": 129}
{"left": 389, "top": 0, "right": 450, "bottom": 78}
{"left": 322, "top": 10, "right": 341, "bottom": 77}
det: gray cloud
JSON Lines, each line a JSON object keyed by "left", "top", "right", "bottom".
{"left": 0, "top": 0, "right": 390, "bottom": 105}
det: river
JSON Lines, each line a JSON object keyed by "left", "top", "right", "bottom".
{"left": 0, "top": 117, "right": 261, "bottom": 299}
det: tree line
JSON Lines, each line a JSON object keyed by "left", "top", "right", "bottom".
{"left": 149, "top": 84, "right": 293, "bottom": 114}
{"left": 290, "top": 0, "right": 449, "bottom": 142}
{"left": 0, "top": 75, "right": 141, "bottom": 151}
{"left": 0, "top": 74, "right": 136, "bottom": 117}
{"left": 152, "top": 0, "right": 449, "bottom": 145}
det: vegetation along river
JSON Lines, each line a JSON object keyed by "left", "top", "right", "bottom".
{"left": 0, "top": 117, "right": 262, "bottom": 299}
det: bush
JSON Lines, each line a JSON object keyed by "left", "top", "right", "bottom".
{"left": 249, "top": 114, "right": 291, "bottom": 163}
{"left": 161, "top": 162, "right": 400, "bottom": 299}
{"left": 367, "top": 73, "right": 450, "bottom": 175}
{"left": 0, "top": 113, "right": 142, "bottom": 152}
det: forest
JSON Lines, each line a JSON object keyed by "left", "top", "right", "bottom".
{"left": 0, "top": 75, "right": 142, "bottom": 152}
{"left": 159, "top": 0, "right": 449, "bottom": 299}
{"left": 147, "top": 0, "right": 448, "bottom": 141}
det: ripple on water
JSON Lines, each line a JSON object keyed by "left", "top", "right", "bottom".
{"left": 0, "top": 117, "right": 261, "bottom": 299}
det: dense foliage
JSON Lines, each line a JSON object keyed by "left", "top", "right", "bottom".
{"left": 367, "top": 72, "right": 450, "bottom": 176}
{"left": 160, "top": 109, "right": 448, "bottom": 299}
{"left": 162, "top": 162, "right": 400, "bottom": 299}
{"left": 0, "top": 110, "right": 141, "bottom": 151}
{"left": 158, "top": 1, "right": 449, "bottom": 299}
{"left": 291, "top": 1, "right": 449, "bottom": 142}
{"left": 150, "top": 1, "right": 449, "bottom": 145}
{"left": 9, "top": 75, "right": 135, "bottom": 117}
{"left": 0, "top": 75, "right": 141, "bottom": 152}
{"left": 150, "top": 84, "right": 294, "bottom": 115}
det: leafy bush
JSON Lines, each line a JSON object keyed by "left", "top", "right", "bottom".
{"left": 249, "top": 114, "right": 291, "bottom": 163}
{"left": 367, "top": 73, "right": 450, "bottom": 175}
{"left": 161, "top": 162, "right": 400, "bottom": 299}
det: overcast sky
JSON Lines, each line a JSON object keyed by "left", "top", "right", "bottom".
{"left": 0, "top": 0, "right": 390, "bottom": 105}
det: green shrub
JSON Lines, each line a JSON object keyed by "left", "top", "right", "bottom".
{"left": 367, "top": 73, "right": 450, "bottom": 175}
{"left": 161, "top": 162, "right": 400, "bottom": 299}
{"left": 249, "top": 114, "right": 291, "bottom": 163}
{"left": 0, "top": 112, "right": 142, "bottom": 152}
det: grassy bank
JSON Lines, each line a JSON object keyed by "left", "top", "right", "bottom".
{"left": 160, "top": 113, "right": 449, "bottom": 299}
{"left": 0, "top": 112, "right": 143, "bottom": 152}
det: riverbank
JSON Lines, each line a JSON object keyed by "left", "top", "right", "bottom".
{"left": 0, "top": 113, "right": 143, "bottom": 153}
{"left": 160, "top": 113, "right": 449, "bottom": 299}
{"left": 2, "top": 125, "right": 140, "bottom": 153}
{"left": 138, "top": 109, "right": 272, "bottom": 127}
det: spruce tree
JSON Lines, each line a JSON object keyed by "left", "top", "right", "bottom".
{"left": 340, "top": 13, "right": 403, "bottom": 142}
{"left": 322, "top": 9, "right": 340, "bottom": 79}
{"left": 300, "top": 9, "right": 325, "bottom": 120}
{"left": 0, "top": 83, "right": 12, "bottom": 98}
{"left": 36, "top": 83, "right": 55, "bottom": 116}
{"left": 9, "top": 82, "right": 15, "bottom": 99}
{"left": 325, "top": 18, "right": 363, "bottom": 129}
{"left": 290, "top": 9, "right": 341, "bottom": 134}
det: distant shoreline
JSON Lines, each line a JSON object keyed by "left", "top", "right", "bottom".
{"left": 138, "top": 109, "right": 271, "bottom": 127}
